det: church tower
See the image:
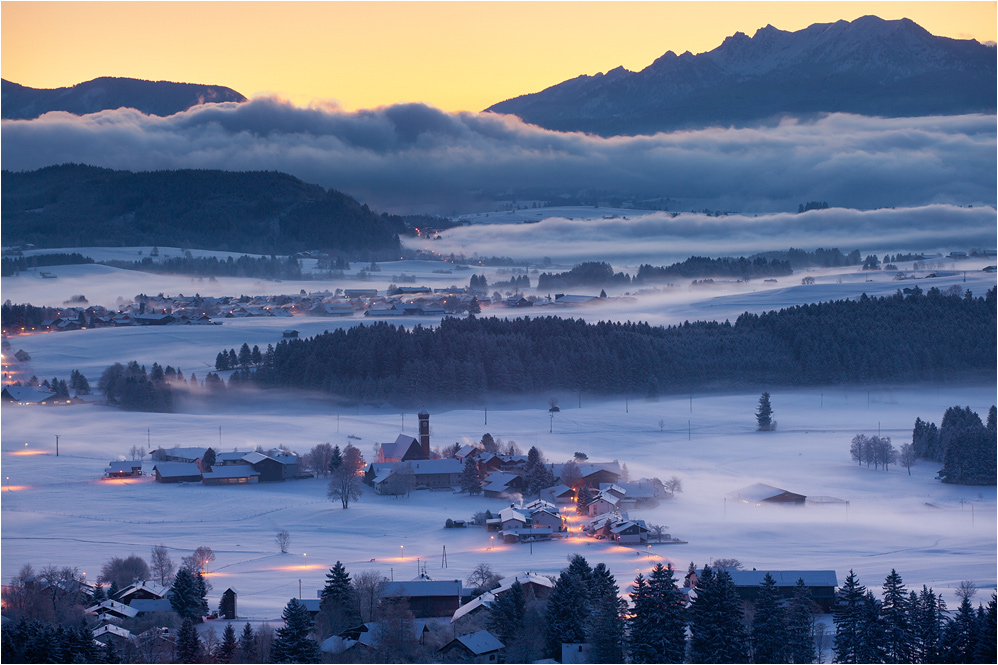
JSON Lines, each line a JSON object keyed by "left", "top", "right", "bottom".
{"left": 418, "top": 409, "right": 430, "bottom": 458}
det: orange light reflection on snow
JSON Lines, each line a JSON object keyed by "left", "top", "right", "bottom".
{"left": 102, "top": 477, "right": 141, "bottom": 485}
{"left": 8, "top": 449, "right": 48, "bottom": 456}
{"left": 3, "top": 485, "right": 32, "bottom": 491}
{"left": 269, "top": 564, "right": 325, "bottom": 572}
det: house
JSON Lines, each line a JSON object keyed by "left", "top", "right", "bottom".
{"left": 454, "top": 445, "right": 480, "bottom": 460}
{"left": 608, "top": 520, "right": 651, "bottom": 544}
{"left": 378, "top": 434, "right": 425, "bottom": 463}
{"left": 86, "top": 598, "right": 138, "bottom": 622}
{"left": 128, "top": 598, "right": 174, "bottom": 615}
{"left": 730, "top": 483, "right": 806, "bottom": 505}
{"left": 241, "top": 451, "right": 300, "bottom": 481}
{"left": 540, "top": 484, "right": 576, "bottom": 505}
{"left": 368, "top": 459, "right": 464, "bottom": 493}
{"left": 498, "top": 503, "right": 564, "bottom": 542}
{"left": 282, "top": 329, "right": 299, "bottom": 338}
{"left": 587, "top": 491, "right": 620, "bottom": 517}
{"left": 93, "top": 623, "right": 134, "bottom": 645}
{"left": 562, "top": 643, "right": 594, "bottom": 664}
{"left": 380, "top": 580, "right": 469, "bottom": 618}
{"left": 152, "top": 462, "right": 203, "bottom": 483}
{"left": 117, "top": 580, "right": 170, "bottom": 604}
{"left": 482, "top": 471, "right": 525, "bottom": 498}
{"left": 202, "top": 465, "right": 261, "bottom": 485}
{"left": 437, "top": 630, "right": 504, "bottom": 663}
{"left": 724, "top": 569, "right": 838, "bottom": 612}
{"left": 554, "top": 294, "right": 601, "bottom": 305}
{"left": 133, "top": 313, "right": 176, "bottom": 326}
{"left": 151, "top": 447, "right": 207, "bottom": 464}
{"left": 321, "top": 620, "right": 429, "bottom": 656}
{"left": 105, "top": 461, "right": 143, "bottom": 478}
{"left": 1, "top": 385, "right": 67, "bottom": 405}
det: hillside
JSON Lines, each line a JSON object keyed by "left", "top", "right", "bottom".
{"left": 486, "top": 16, "right": 997, "bottom": 136}
{"left": 1, "top": 165, "right": 403, "bottom": 256}
{"left": 1, "top": 76, "right": 246, "bottom": 119}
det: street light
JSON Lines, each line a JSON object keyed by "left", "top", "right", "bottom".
{"left": 401, "top": 545, "right": 404, "bottom": 560}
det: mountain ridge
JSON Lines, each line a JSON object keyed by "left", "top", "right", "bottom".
{"left": 485, "top": 15, "right": 997, "bottom": 136}
{"left": 1, "top": 76, "right": 246, "bottom": 120}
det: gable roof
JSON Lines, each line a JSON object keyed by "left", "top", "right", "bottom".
{"left": 118, "top": 580, "right": 170, "bottom": 600}
{"left": 381, "top": 579, "right": 463, "bottom": 598}
{"left": 730, "top": 483, "right": 806, "bottom": 503}
{"left": 152, "top": 462, "right": 201, "bottom": 478}
{"left": 202, "top": 465, "right": 261, "bottom": 480}
{"left": 2, "top": 385, "right": 62, "bottom": 403}
{"left": 380, "top": 434, "right": 420, "bottom": 460}
{"left": 452, "top": 630, "right": 504, "bottom": 655}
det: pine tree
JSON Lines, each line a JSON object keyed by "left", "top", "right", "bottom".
{"left": 104, "top": 637, "right": 120, "bottom": 664}
{"left": 487, "top": 579, "right": 526, "bottom": 647}
{"left": 329, "top": 445, "right": 342, "bottom": 473}
{"left": 176, "top": 617, "right": 203, "bottom": 663}
{"left": 689, "top": 566, "right": 748, "bottom": 663}
{"left": 856, "top": 590, "right": 886, "bottom": 663}
{"left": 170, "top": 569, "right": 204, "bottom": 622}
{"left": 238, "top": 622, "right": 257, "bottom": 663}
{"left": 316, "top": 561, "right": 360, "bottom": 638}
{"left": 586, "top": 563, "right": 625, "bottom": 663}
{"left": 751, "top": 572, "right": 789, "bottom": 663}
{"left": 756, "top": 392, "right": 774, "bottom": 430}
{"left": 270, "top": 598, "right": 320, "bottom": 663}
{"left": 628, "top": 574, "right": 657, "bottom": 664}
{"left": 833, "top": 570, "right": 866, "bottom": 663}
{"left": 460, "top": 456, "right": 482, "bottom": 495}
{"left": 881, "top": 569, "right": 912, "bottom": 663}
{"left": 544, "top": 571, "right": 589, "bottom": 659}
{"left": 203, "top": 447, "right": 217, "bottom": 470}
{"left": 635, "top": 562, "right": 687, "bottom": 664}
{"left": 216, "top": 622, "right": 237, "bottom": 663}
{"left": 786, "top": 578, "right": 817, "bottom": 664}
{"left": 91, "top": 582, "right": 106, "bottom": 603}
{"left": 941, "top": 596, "right": 977, "bottom": 662}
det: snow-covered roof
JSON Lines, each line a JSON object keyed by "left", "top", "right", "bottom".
{"left": 725, "top": 570, "right": 838, "bottom": 588}
{"left": 129, "top": 598, "right": 174, "bottom": 614}
{"left": 729, "top": 483, "right": 805, "bottom": 502}
{"left": 381, "top": 579, "right": 463, "bottom": 598}
{"left": 106, "top": 461, "right": 141, "bottom": 473}
{"left": 86, "top": 599, "right": 138, "bottom": 618}
{"left": 452, "top": 630, "right": 504, "bottom": 655}
{"left": 152, "top": 462, "right": 201, "bottom": 478}
{"left": 450, "top": 591, "right": 495, "bottom": 623}
{"left": 483, "top": 471, "right": 521, "bottom": 493}
{"left": 380, "top": 434, "right": 419, "bottom": 460}
{"left": 216, "top": 451, "right": 251, "bottom": 462}
{"left": 2, "top": 385, "right": 61, "bottom": 403}
{"left": 118, "top": 580, "right": 170, "bottom": 600}
{"left": 203, "top": 465, "right": 261, "bottom": 479}
{"left": 93, "top": 624, "right": 134, "bottom": 640}
{"left": 154, "top": 447, "right": 207, "bottom": 462}
{"left": 499, "top": 506, "right": 530, "bottom": 523}
{"left": 495, "top": 572, "right": 554, "bottom": 593}
{"left": 240, "top": 451, "right": 270, "bottom": 465}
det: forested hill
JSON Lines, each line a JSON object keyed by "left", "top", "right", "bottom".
{"left": 1, "top": 77, "right": 246, "bottom": 119}
{"left": 244, "top": 287, "right": 996, "bottom": 404}
{"left": 1, "top": 165, "right": 404, "bottom": 256}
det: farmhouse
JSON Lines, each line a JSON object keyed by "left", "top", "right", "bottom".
{"left": 437, "top": 630, "right": 504, "bottom": 663}
{"left": 105, "top": 461, "right": 143, "bottom": 478}
{"left": 1, "top": 385, "right": 68, "bottom": 405}
{"left": 367, "top": 458, "right": 464, "bottom": 493}
{"left": 202, "top": 465, "right": 261, "bottom": 485}
{"left": 730, "top": 483, "right": 807, "bottom": 505}
{"left": 380, "top": 579, "right": 470, "bottom": 618}
{"left": 152, "top": 462, "right": 202, "bottom": 483}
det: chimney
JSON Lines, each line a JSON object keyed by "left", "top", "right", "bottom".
{"left": 418, "top": 409, "right": 430, "bottom": 458}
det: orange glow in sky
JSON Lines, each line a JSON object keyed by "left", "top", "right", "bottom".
{"left": 2, "top": 2, "right": 995, "bottom": 112}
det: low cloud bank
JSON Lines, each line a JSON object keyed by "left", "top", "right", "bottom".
{"left": 1, "top": 98, "right": 994, "bottom": 213}
{"left": 420, "top": 205, "right": 997, "bottom": 264}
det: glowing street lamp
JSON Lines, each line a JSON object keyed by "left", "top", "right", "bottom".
{"left": 400, "top": 545, "right": 404, "bottom": 560}
{"left": 490, "top": 536, "right": 494, "bottom": 551}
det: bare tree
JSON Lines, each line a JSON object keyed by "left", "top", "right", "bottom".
{"left": 306, "top": 443, "right": 335, "bottom": 478}
{"left": 647, "top": 523, "right": 668, "bottom": 543}
{"left": 466, "top": 563, "right": 501, "bottom": 593}
{"left": 129, "top": 445, "right": 146, "bottom": 461}
{"left": 354, "top": 570, "right": 386, "bottom": 623}
{"left": 505, "top": 440, "right": 522, "bottom": 456}
{"left": 559, "top": 460, "right": 583, "bottom": 489}
{"left": 658, "top": 419, "right": 665, "bottom": 432}
{"left": 182, "top": 546, "right": 216, "bottom": 574}
{"left": 663, "top": 476, "right": 683, "bottom": 497}
{"left": 956, "top": 580, "right": 977, "bottom": 602}
{"left": 898, "top": 442, "right": 917, "bottom": 476}
{"left": 384, "top": 462, "right": 415, "bottom": 497}
{"left": 373, "top": 594, "right": 418, "bottom": 663}
{"left": 275, "top": 530, "right": 292, "bottom": 554}
{"left": 712, "top": 558, "right": 743, "bottom": 570}
{"left": 328, "top": 443, "right": 365, "bottom": 509}
{"left": 150, "top": 545, "right": 176, "bottom": 585}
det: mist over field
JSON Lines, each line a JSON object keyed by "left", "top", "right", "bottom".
{"left": 2, "top": 98, "right": 995, "bottom": 213}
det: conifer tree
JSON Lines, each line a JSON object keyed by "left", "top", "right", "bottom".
{"left": 270, "top": 598, "right": 320, "bottom": 663}
{"left": 216, "top": 622, "right": 237, "bottom": 663}
{"left": 587, "top": 563, "right": 625, "bottom": 663}
{"left": 689, "top": 566, "right": 748, "bottom": 663}
{"left": 544, "top": 571, "right": 588, "bottom": 659}
{"left": 238, "top": 622, "right": 257, "bottom": 663}
{"left": 756, "top": 392, "right": 774, "bottom": 430}
{"left": 786, "top": 578, "right": 817, "bottom": 664}
{"left": 751, "top": 572, "right": 789, "bottom": 663}
{"left": 176, "top": 617, "right": 203, "bottom": 663}
{"left": 628, "top": 574, "right": 657, "bottom": 664}
{"left": 833, "top": 570, "right": 867, "bottom": 663}
{"left": 316, "top": 561, "right": 360, "bottom": 638}
{"left": 941, "top": 596, "right": 978, "bottom": 662}
{"left": 329, "top": 444, "right": 342, "bottom": 473}
{"left": 460, "top": 456, "right": 483, "bottom": 495}
{"left": 487, "top": 579, "right": 526, "bottom": 647}
{"left": 881, "top": 569, "right": 912, "bottom": 663}
{"left": 857, "top": 590, "right": 886, "bottom": 663}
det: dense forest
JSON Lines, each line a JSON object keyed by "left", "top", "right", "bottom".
{"left": 912, "top": 405, "right": 997, "bottom": 485}
{"left": 535, "top": 256, "right": 796, "bottom": 291}
{"left": 1, "top": 164, "right": 404, "bottom": 256}
{"left": 229, "top": 287, "right": 995, "bottom": 404}
{"left": 0, "top": 252, "right": 94, "bottom": 277}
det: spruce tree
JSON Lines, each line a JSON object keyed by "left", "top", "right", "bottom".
{"left": 941, "top": 596, "right": 977, "bottom": 662}
{"left": 238, "top": 622, "right": 257, "bottom": 663}
{"left": 751, "top": 572, "right": 789, "bottom": 663}
{"left": 980, "top": 594, "right": 997, "bottom": 664}
{"left": 487, "top": 579, "right": 526, "bottom": 648}
{"left": 270, "top": 598, "right": 320, "bottom": 663}
{"left": 786, "top": 578, "right": 817, "bottom": 664}
{"left": 628, "top": 574, "right": 657, "bottom": 664}
{"left": 587, "top": 563, "right": 625, "bottom": 664}
{"left": 544, "top": 571, "right": 589, "bottom": 659}
{"left": 317, "top": 561, "right": 360, "bottom": 638}
{"left": 170, "top": 569, "right": 205, "bottom": 622}
{"left": 460, "top": 456, "right": 483, "bottom": 495}
{"left": 647, "top": 562, "right": 687, "bottom": 663}
{"left": 176, "top": 617, "right": 203, "bottom": 664}
{"left": 856, "top": 591, "right": 886, "bottom": 663}
{"left": 881, "top": 569, "right": 912, "bottom": 663}
{"left": 689, "top": 566, "right": 748, "bottom": 663}
{"left": 756, "top": 392, "right": 774, "bottom": 430}
{"left": 833, "top": 570, "right": 866, "bottom": 663}
{"left": 216, "top": 622, "right": 237, "bottom": 663}
{"left": 329, "top": 445, "right": 342, "bottom": 473}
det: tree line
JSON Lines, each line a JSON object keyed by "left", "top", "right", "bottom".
{"left": 913, "top": 405, "right": 997, "bottom": 486}
{"left": 1, "top": 252, "right": 94, "bottom": 277}
{"left": 230, "top": 288, "right": 995, "bottom": 405}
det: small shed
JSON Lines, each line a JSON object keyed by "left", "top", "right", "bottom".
{"left": 282, "top": 329, "right": 299, "bottom": 339}
{"left": 219, "top": 588, "right": 237, "bottom": 620}
{"left": 730, "top": 483, "right": 806, "bottom": 505}
{"left": 106, "top": 461, "right": 143, "bottom": 478}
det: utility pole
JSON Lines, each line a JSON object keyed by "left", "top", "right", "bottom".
{"left": 55, "top": 435, "right": 59, "bottom": 456}
{"left": 147, "top": 428, "right": 151, "bottom": 449}
{"left": 549, "top": 413, "right": 553, "bottom": 433}
{"left": 299, "top": 579, "right": 302, "bottom": 600}
{"left": 441, "top": 545, "right": 447, "bottom": 568}
{"left": 688, "top": 420, "right": 691, "bottom": 441}
{"left": 625, "top": 397, "right": 628, "bottom": 413}
{"left": 337, "top": 414, "right": 340, "bottom": 433}
{"left": 484, "top": 406, "right": 487, "bottom": 426}
{"left": 219, "top": 426, "right": 222, "bottom": 448}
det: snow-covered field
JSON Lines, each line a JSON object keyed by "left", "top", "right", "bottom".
{"left": 2, "top": 250, "right": 995, "bottom": 625}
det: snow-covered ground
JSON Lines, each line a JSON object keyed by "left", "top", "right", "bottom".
{"left": 2, "top": 385, "right": 995, "bottom": 623}
{"left": 1, "top": 249, "right": 995, "bottom": 625}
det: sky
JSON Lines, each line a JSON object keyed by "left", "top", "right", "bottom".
{"left": 2, "top": 1, "right": 996, "bottom": 112}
